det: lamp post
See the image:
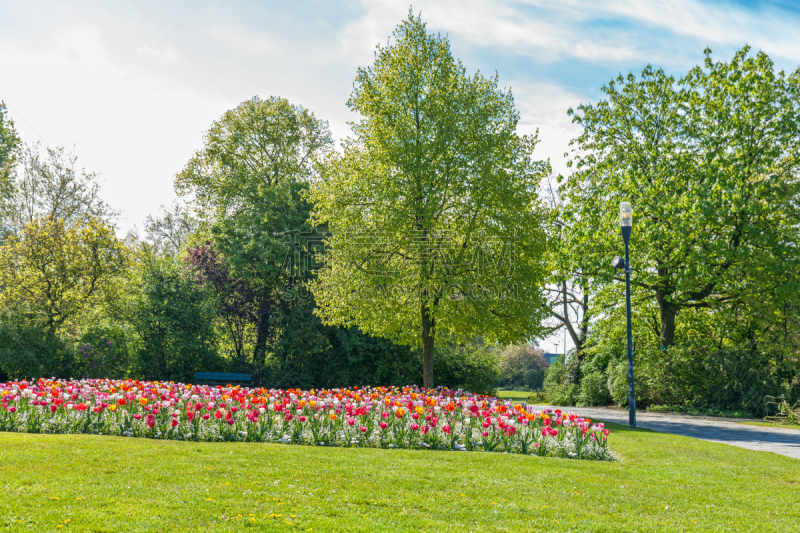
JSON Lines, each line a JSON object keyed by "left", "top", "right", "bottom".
{"left": 611, "top": 202, "right": 636, "bottom": 429}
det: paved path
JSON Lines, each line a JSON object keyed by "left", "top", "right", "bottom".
{"left": 525, "top": 405, "right": 800, "bottom": 460}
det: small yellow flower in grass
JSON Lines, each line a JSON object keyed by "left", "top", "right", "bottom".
{"left": 206, "top": 498, "right": 215, "bottom": 501}
{"left": 460, "top": 494, "right": 465, "bottom": 497}
{"left": 49, "top": 497, "right": 60, "bottom": 500}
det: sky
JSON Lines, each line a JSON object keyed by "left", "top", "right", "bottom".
{"left": 2, "top": 0, "right": 799, "bottom": 352}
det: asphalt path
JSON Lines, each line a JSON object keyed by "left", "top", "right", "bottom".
{"left": 525, "top": 405, "right": 800, "bottom": 460}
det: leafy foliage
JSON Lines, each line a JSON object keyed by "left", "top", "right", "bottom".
{"left": 176, "top": 96, "right": 332, "bottom": 379}
{"left": 0, "top": 216, "right": 128, "bottom": 332}
{"left": 497, "top": 343, "right": 547, "bottom": 391}
{"left": 127, "top": 250, "right": 225, "bottom": 382}
{"left": 0, "top": 101, "right": 20, "bottom": 208}
{"left": 561, "top": 46, "right": 800, "bottom": 348}
{"left": 309, "top": 12, "right": 550, "bottom": 387}
{"left": 0, "top": 320, "right": 73, "bottom": 380}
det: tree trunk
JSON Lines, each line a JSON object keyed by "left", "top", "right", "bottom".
{"left": 656, "top": 291, "right": 678, "bottom": 348}
{"left": 421, "top": 303, "right": 435, "bottom": 389}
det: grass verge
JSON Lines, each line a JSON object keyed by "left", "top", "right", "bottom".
{"left": 647, "top": 405, "right": 755, "bottom": 419}
{"left": 1, "top": 423, "right": 799, "bottom": 532}
{"left": 738, "top": 421, "right": 800, "bottom": 431}
{"left": 495, "top": 390, "right": 533, "bottom": 402}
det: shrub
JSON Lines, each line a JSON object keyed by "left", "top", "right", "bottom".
{"left": 497, "top": 343, "right": 547, "bottom": 391}
{"left": 74, "top": 325, "right": 131, "bottom": 379}
{"left": 607, "top": 361, "right": 629, "bottom": 407}
{"left": 702, "top": 347, "right": 776, "bottom": 417}
{"left": 579, "top": 371, "right": 611, "bottom": 406}
{"left": 543, "top": 357, "right": 580, "bottom": 406}
{"left": 0, "top": 321, "right": 73, "bottom": 379}
{"left": 433, "top": 342, "right": 500, "bottom": 396}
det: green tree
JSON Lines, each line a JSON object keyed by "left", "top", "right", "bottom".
{"left": 562, "top": 47, "right": 800, "bottom": 348}
{"left": 0, "top": 101, "right": 20, "bottom": 205}
{"left": 128, "top": 248, "right": 223, "bottom": 382}
{"left": 308, "top": 12, "right": 550, "bottom": 388}
{"left": 6, "top": 144, "right": 115, "bottom": 237}
{"left": 0, "top": 216, "right": 129, "bottom": 332}
{"left": 175, "top": 96, "right": 333, "bottom": 379}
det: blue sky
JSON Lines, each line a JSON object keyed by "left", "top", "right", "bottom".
{"left": 2, "top": 0, "right": 799, "bottom": 349}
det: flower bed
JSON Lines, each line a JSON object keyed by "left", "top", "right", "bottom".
{"left": 0, "top": 379, "right": 616, "bottom": 460}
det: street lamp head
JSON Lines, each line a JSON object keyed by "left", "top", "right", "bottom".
{"left": 611, "top": 256, "right": 626, "bottom": 270}
{"left": 619, "top": 202, "right": 633, "bottom": 228}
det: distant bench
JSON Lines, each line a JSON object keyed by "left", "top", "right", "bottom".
{"left": 193, "top": 372, "right": 252, "bottom": 386}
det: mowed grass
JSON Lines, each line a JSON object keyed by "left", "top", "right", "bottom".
{"left": 739, "top": 420, "right": 800, "bottom": 431}
{"left": 495, "top": 390, "right": 534, "bottom": 402}
{"left": 1, "top": 424, "right": 799, "bottom": 532}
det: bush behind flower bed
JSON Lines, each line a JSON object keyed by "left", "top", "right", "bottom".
{"left": 0, "top": 379, "right": 617, "bottom": 461}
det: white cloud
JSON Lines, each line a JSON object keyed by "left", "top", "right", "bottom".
{"left": 1, "top": 0, "right": 797, "bottom": 237}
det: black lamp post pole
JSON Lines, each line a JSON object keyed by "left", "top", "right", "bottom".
{"left": 621, "top": 225, "right": 636, "bottom": 429}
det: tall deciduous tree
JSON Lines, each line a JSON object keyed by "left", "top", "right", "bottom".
{"left": 0, "top": 101, "right": 20, "bottom": 204}
{"left": 175, "top": 96, "right": 332, "bottom": 378}
{"left": 562, "top": 47, "right": 800, "bottom": 348}
{"left": 0, "top": 216, "right": 129, "bottom": 332}
{"left": 144, "top": 201, "right": 195, "bottom": 257}
{"left": 308, "top": 13, "right": 550, "bottom": 388}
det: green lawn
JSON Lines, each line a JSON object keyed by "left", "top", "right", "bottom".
{"left": 495, "top": 390, "right": 534, "bottom": 402}
{"left": 739, "top": 420, "right": 800, "bottom": 431}
{"left": 1, "top": 424, "right": 799, "bottom": 532}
